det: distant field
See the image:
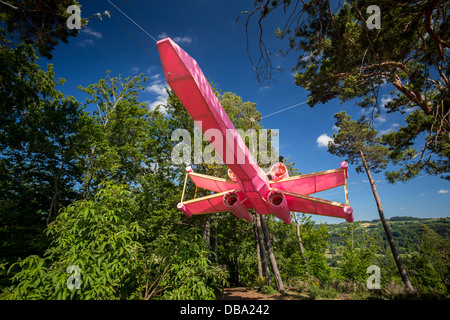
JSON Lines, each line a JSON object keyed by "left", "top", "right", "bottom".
{"left": 324, "top": 216, "right": 450, "bottom": 255}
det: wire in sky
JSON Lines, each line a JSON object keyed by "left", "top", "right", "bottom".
{"left": 106, "top": 0, "right": 158, "bottom": 42}
{"left": 109, "top": 11, "right": 160, "bottom": 64}
{"left": 261, "top": 100, "right": 308, "bottom": 119}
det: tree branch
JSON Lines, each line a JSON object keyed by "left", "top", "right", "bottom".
{"left": 0, "top": 0, "right": 19, "bottom": 10}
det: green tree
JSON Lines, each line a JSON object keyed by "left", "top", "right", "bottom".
{"left": 279, "top": 213, "right": 332, "bottom": 283}
{"left": 4, "top": 183, "right": 145, "bottom": 300}
{"left": 328, "top": 111, "right": 414, "bottom": 293}
{"left": 339, "top": 223, "right": 378, "bottom": 282}
{"left": 1, "top": 0, "right": 81, "bottom": 59}
{"left": 0, "top": 39, "right": 90, "bottom": 282}
{"left": 408, "top": 225, "right": 450, "bottom": 295}
{"left": 77, "top": 72, "right": 153, "bottom": 198}
{"left": 240, "top": 0, "right": 449, "bottom": 181}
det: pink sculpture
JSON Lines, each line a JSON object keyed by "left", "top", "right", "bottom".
{"left": 157, "top": 38, "right": 353, "bottom": 224}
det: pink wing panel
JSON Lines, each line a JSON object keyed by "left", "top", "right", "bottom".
{"left": 179, "top": 190, "right": 253, "bottom": 216}
{"left": 181, "top": 192, "right": 230, "bottom": 215}
{"left": 270, "top": 169, "right": 346, "bottom": 195}
{"left": 189, "top": 172, "right": 237, "bottom": 193}
{"left": 283, "top": 191, "right": 349, "bottom": 220}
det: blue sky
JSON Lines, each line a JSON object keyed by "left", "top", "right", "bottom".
{"left": 42, "top": 0, "right": 448, "bottom": 224}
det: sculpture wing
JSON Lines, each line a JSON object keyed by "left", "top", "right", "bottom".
{"left": 188, "top": 172, "right": 237, "bottom": 193}
{"left": 270, "top": 168, "right": 346, "bottom": 195}
{"left": 280, "top": 190, "right": 353, "bottom": 222}
{"left": 177, "top": 190, "right": 250, "bottom": 217}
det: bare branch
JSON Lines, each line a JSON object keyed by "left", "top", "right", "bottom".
{"left": 0, "top": 0, "right": 19, "bottom": 10}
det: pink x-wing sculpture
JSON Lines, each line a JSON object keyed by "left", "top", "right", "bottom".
{"left": 157, "top": 38, "right": 354, "bottom": 224}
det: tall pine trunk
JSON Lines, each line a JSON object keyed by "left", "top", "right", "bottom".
{"left": 255, "top": 214, "right": 271, "bottom": 286}
{"left": 293, "top": 212, "right": 308, "bottom": 270}
{"left": 360, "top": 150, "right": 414, "bottom": 293}
{"left": 254, "top": 222, "right": 263, "bottom": 280}
{"left": 202, "top": 215, "right": 211, "bottom": 260}
{"left": 214, "top": 213, "right": 219, "bottom": 264}
{"left": 260, "top": 215, "right": 286, "bottom": 294}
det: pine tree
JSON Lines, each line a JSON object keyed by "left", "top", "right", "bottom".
{"left": 241, "top": 0, "right": 449, "bottom": 181}
{"left": 328, "top": 111, "right": 414, "bottom": 293}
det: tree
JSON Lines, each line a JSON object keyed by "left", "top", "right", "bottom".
{"left": 77, "top": 72, "right": 152, "bottom": 198}
{"left": 339, "top": 223, "right": 378, "bottom": 282}
{"left": 240, "top": 0, "right": 449, "bottom": 181}
{"left": 292, "top": 212, "right": 308, "bottom": 268}
{"left": 328, "top": 111, "right": 414, "bottom": 293}
{"left": 255, "top": 214, "right": 272, "bottom": 286}
{"left": 260, "top": 215, "right": 286, "bottom": 294}
{"left": 0, "top": 40, "right": 90, "bottom": 281}
{"left": 408, "top": 225, "right": 450, "bottom": 295}
{"left": 5, "top": 183, "right": 145, "bottom": 300}
{"left": 302, "top": 220, "right": 332, "bottom": 283}
{"left": 1, "top": 0, "right": 81, "bottom": 59}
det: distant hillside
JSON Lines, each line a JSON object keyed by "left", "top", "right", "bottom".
{"left": 325, "top": 216, "right": 450, "bottom": 254}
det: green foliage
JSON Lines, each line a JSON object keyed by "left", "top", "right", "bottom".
{"left": 78, "top": 72, "right": 154, "bottom": 196}
{"left": 161, "top": 248, "right": 229, "bottom": 300}
{"left": 0, "top": 37, "right": 90, "bottom": 270}
{"left": 406, "top": 225, "right": 450, "bottom": 296}
{"left": 339, "top": 223, "right": 378, "bottom": 282}
{"left": 248, "top": 0, "right": 449, "bottom": 181}
{"left": 2, "top": 0, "right": 81, "bottom": 59}
{"left": 5, "top": 183, "right": 144, "bottom": 299}
{"left": 329, "top": 111, "right": 389, "bottom": 174}
{"left": 308, "top": 283, "right": 338, "bottom": 300}
{"left": 382, "top": 109, "right": 450, "bottom": 182}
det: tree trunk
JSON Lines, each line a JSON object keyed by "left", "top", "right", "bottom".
{"left": 236, "top": 257, "right": 241, "bottom": 286}
{"left": 255, "top": 214, "right": 271, "bottom": 286}
{"left": 260, "top": 215, "right": 286, "bottom": 294}
{"left": 254, "top": 222, "right": 263, "bottom": 280}
{"left": 293, "top": 212, "right": 308, "bottom": 269}
{"left": 83, "top": 146, "right": 96, "bottom": 199}
{"left": 360, "top": 150, "right": 415, "bottom": 293}
{"left": 214, "top": 213, "right": 219, "bottom": 265}
{"left": 202, "top": 215, "right": 211, "bottom": 260}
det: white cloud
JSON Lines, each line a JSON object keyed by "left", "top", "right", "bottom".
{"left": 316, "top": 133, "right": 333, "bottom": 148}
{"left": 405, "top": 107, "right": 416, "bottom": 113}
{"left": 145, "top": 74, "right": 169, "bottom": 112}
{"left": 437, "top": 189, "right": 449, "bottom": 194}
{"left": 157, "top": 32, "right": 169, "bottom": 39}
{"left": 380, "top": 95, "right": 393, "bottom": 109}
{"left": 380, "top": 123, "right": 400, "bottom": 135}
{"left": 376, "top": 115, "right": 387, "bottom": 123}
{"left": 157, "top": 32, "right": 192, "bottom": 44}
{"left": 79, "top": 39, "right": 94, "bottom": 47}
{"left": 82, "top": 27, "right": 102, "bottom": 39}
{"left": 79, "top": 27, "right": 102, "bottom": 47}
{"left": 150, "top": 74, "right": 162, "bottom": 81}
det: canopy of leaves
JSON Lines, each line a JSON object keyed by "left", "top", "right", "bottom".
{"left": 329, "top": 111, "right": 389, "bottom": 174}
{"left": 242, "top": 0, "right": 449, "bottom": 181}
{"left": 1, "top": 0, "right": 81, "bottom": 59}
